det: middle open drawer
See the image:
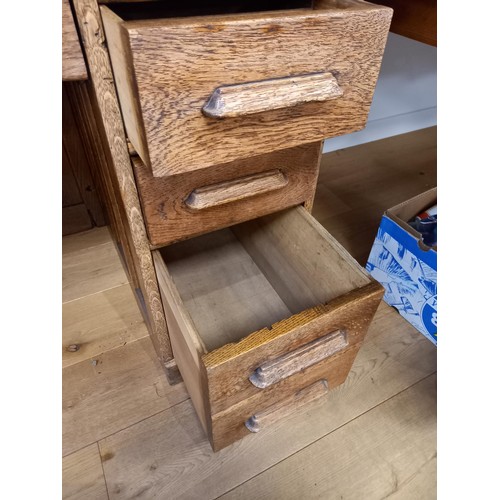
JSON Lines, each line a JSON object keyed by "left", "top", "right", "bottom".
{"left": 153, "top": 205, "right": 383, "bottom": 450}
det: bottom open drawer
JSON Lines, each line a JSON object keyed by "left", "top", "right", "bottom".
{"left": 153, "top": 206, "right": 383, "bottom": 451}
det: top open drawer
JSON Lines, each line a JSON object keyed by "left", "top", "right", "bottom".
{"left": 101, "top": 0, "right": 392, "bottom": 177}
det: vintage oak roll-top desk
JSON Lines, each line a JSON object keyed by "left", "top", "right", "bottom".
{"left": 67, "top": 0, "right": 395, "bottom": 451}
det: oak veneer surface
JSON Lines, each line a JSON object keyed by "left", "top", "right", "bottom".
{"left": 133, "top": 142, "right": 322, "bottom": 246}
{"left": 102, "top": 1, "right": 392, "bottom": 176}
{"left": 62, "top": 0, "right": 88, "bottom": 80}
{"left": 62, "top": 128, "right": 436, "bottom": 498}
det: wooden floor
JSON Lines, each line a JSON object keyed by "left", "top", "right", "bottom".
{"left": 62, "top": 127, "right": 437, "bottom": 500}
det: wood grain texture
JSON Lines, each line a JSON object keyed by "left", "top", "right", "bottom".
{"left": 73, "top": 0, "right": 173, "bottom": 363}
{"left": 202, "top": 72, "right": 343, "bottom": 119}
{"left": 377, "top": 0, "right": 436, "bottom": 46}
{"left": 210, "top": 340, "right": 362, "bottom": 450}
{"left": 249, "top": 330, "right": 347, "bottom": 388}
{"left": 98, "top": 303, "right": 436, "bottom": 499}
{"left": 62, "top": 237, "right": 128, "bottom": 303}
{"left": 63, "top": 128, "right": 437, "bottom": 496}
{"left": 133, "top": 142, "right": 322, "bottom": 246}
{"left": 155, "top": 243, "right": 379, "bottom": 450}
{"left": 104, "top": 1, "right": 392, "bottom": 176}
{"left": 62, "top": 337, "right": 188, "bottom": 456}
{"left": 153, "top": 204, "right": 383, "bottom": 449}
{"left": 62, "top": 443, "right": 108, "bottom": 500}
{"left": 221, "top": 374, "right": 436, "bottom": 500}
{"left": 100, "top": 6, "right": 150, "bottom": 165}
{"left": 62, "top": 226, "right": 113, "bottom": 255}
{"left": 203, "top": 284, "right": 383, "bottom": 452}
{"left": 157, "top": 228, "right": 291, "bottom": 352}
{"left": 67, "top": 79, "right": 142, "bottom": 291}
{"left": 232, "top": 206, "right": 371, "bottom": 311}
{"left": 62, "top": 0, "right": 88, "bottom": 80}
{"left": 245, "top": 379, "right": 328, "bottom": 432}
{"left": 185, "top": 170, "right": 288, "bottom": 210}
{"left": 98, "top": 0, "right": 313, "bottom": 10}
{"left": 63, "top": 43, "right": 140, "bottom": 292}
{"left": 153, "top": 250, "right": 211, "bottom": 434}
{"left": 62, "top": 284, "right": 149, "bottom": 368}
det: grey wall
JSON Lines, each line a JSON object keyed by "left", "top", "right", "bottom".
{"left": 323, "top": 33, "right": 437, "bottom": 153}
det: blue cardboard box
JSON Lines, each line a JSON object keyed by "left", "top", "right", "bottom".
{"left": 366, "top": 188, "right": 437, "bottom": 345}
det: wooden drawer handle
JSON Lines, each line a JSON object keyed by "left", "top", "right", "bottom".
{"left": 245, "top": 379, "right": 329, "bottom": 433}
{"left": 185, "top": 169, "right": 288, "bottom": 210}
{"left": 249, "top": 330, "right": 347, "bottom": 389}
{"left": 202, "top": 72, "right": 343, "bottom": 119}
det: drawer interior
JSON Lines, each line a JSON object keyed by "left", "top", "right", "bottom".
{"left": 108, "top": 1, "right": 313, "bottom": 21}
{"left": 157, "top": 206, "right": 370, "bottom": 352}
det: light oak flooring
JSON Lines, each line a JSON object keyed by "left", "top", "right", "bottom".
{"left": 62, "top": 127, "right": 437, "bottom": 500}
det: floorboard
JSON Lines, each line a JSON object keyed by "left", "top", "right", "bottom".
{"left": 220, "top": 375, "right": 436, "bottom": 500}
{"left": 62, "top": 284, "right": 149, "bottom": 368}
{"left": 98, "top": 304, "right": 436, "bottom": 500}
{"left": 62, "top": 229, "right": 129, "bottom": 303}
{"left": 62, "top": 226, "right": 115, "bottom": 255}
{"left": 219, "top": 374, "right": 436, "bottom": 500}
{"left": 62, "top": 443, "right": 108, "bottom": 500}
{"left": 62, "top": 337, "right": 189, "bottom": 457}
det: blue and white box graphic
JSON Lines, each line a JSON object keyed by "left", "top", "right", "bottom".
{"left": 366, "top": 189, "right": 437, "bottom": 345}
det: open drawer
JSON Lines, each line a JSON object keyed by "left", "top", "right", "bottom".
{"left": 101, "top": 0, "right": 392, "bottom": 177}
{"left": 153, "top": 206, "right": 383, "bottom": 450}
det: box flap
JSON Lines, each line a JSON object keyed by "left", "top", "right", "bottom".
{"left": 386, "top": 187, "right": 437, "bottom": 251}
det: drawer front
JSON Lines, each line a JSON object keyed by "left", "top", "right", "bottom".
{"left": 102, "top": 1, "right": 392, "bottom": 176}
{"left": 134, "top": 142, "right": 322, "bottom": 246}
{"left": 210, "top": 344, "right": 361, "bottom": 451}
{"left": 201, "top": 282, "right": 383, "bottom": 416}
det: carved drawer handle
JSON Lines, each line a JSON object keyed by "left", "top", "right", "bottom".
{"left": 185, "top": 169, "right": 288, "bottom": 210}
{"left": 245, "top": 379, "right": 329, "bottom": 433}
{"left": 202, "top": 72, "right": 343, "bottom": 119}
{"left": 249, "top": 330, "right": 347, "bottom": 389}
